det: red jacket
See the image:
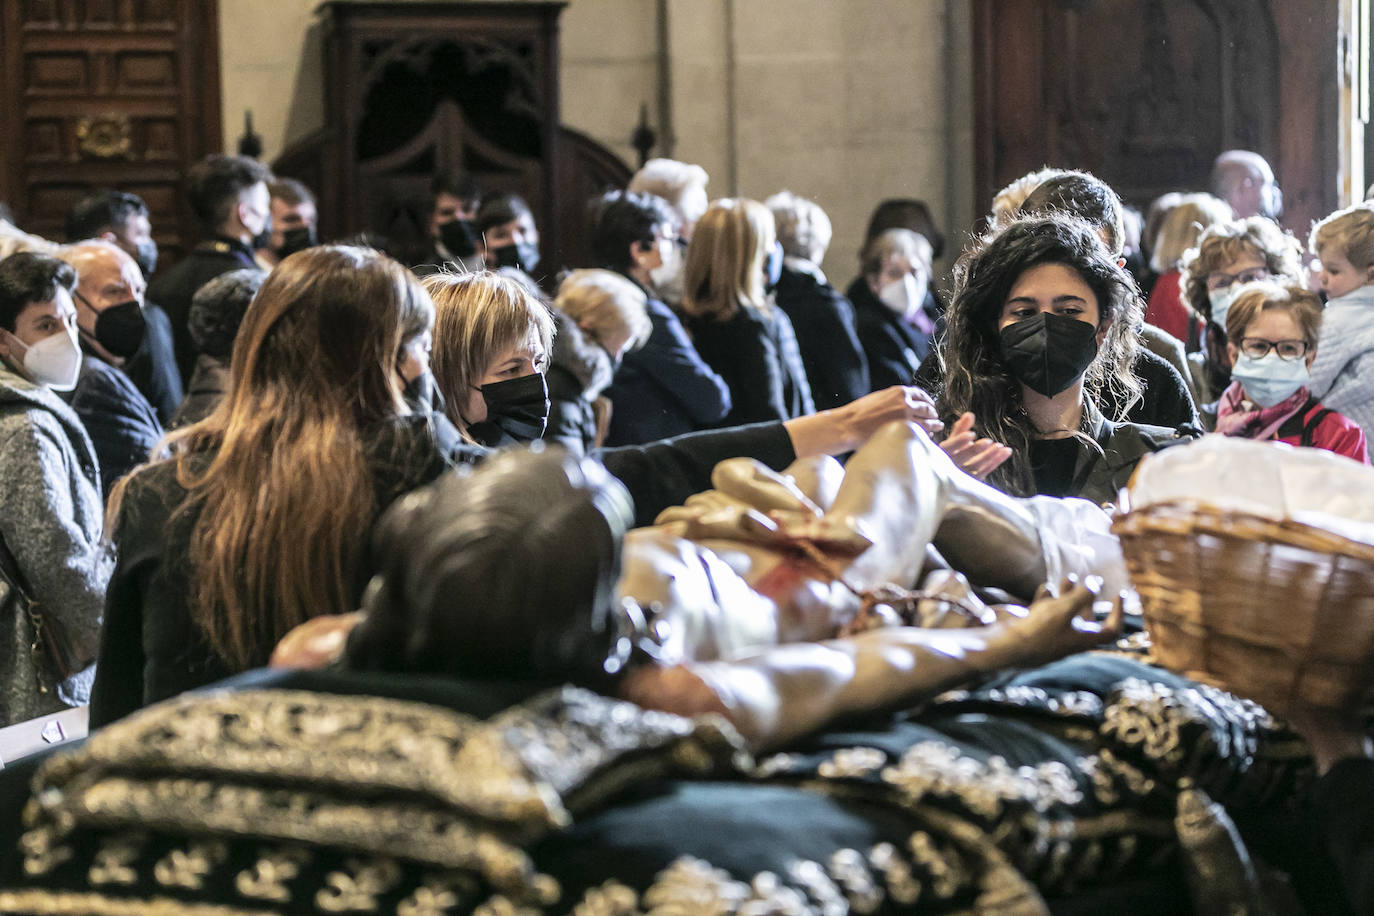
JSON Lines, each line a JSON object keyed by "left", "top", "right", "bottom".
{"left": 1273, "top": 397, "right": 1370, "bottom": 463}
{"left": 1144, "top": 271, "right": 1203, "bottom": 345}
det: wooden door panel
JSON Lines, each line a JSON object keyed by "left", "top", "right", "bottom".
{"left": 974, "top": 0, "right": 1331, "bottom": 232}
{"left": 1, "top": 0, "right": 221, "bottom": 262}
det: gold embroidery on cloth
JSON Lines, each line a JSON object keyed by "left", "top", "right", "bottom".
{"left": 817, "top": 747, "right": 886, "bottom": 780}
{"left": 786, "top": 859, "right": 847, "bottom": 914}
{"left": 396, "top": 874, "right": 478, "bottom": 916}
{"left": 868, "top": 842, "right": 923, "bottom": 905}
{"left": 37, "top": 690, "right": 558, "bottom": 828}
{"left": 235, "top": 846, "right": 310, "bottom": 903}
{"left": 877, "top": 740, "right": 1084, "bottom": 819}
{"left": 826, "top": 848, "right": 884, "bottom": 913}
{"left": 88, "top": 833, "right": 145, "bottom": 886}
{"left": 471, "top": 896, "right": 544, "bottom": 916}
{"left": 153, "top": 840, "right": 227, "bottom": 890}
{"left": 41, "top": 773, "right": 542, "bottom": 892}
{"left": 569, "top": 880, "right": 640, "bottom": 916}
{"left": 20, "top": 826, "right": 72, "bottom": 877}
{"left": 315, "top": 857, "right": 402, "bottom": 912}
{"left": 0, "top": 890, "right": 278, "bottom": 915}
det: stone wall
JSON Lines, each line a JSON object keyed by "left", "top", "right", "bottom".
{"left": 218, "top": 0, "right": 974, "bottom": 280}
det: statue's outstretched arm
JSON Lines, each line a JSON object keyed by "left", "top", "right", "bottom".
{"left": 618, "top": 580, "right": 1123, "bottom": 753}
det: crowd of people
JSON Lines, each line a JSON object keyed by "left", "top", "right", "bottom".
{"left": 2, "top": 144, "right": 1374, "bottom": 910}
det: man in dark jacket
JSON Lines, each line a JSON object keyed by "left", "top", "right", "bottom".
{"left": 766, "top": 191, "right": 869, "bottom": 409}
{"left": 591, "top": 190, "right": 732, "bottom": 444}
{"left": 61, "top": 241, "right": 163, "bottom": 497}
{"left": 148, "top": 154, "right": 272, "bottom": 384}
{"left": 64, "top": 190, "right": 182, "bottom": 423}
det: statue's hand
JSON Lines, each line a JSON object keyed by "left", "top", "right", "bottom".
{"left": 269, "top": 612, "right": 363, "bottom": 669}
{"left": 992, "top": 577, "right": 1125, "bottom": 669}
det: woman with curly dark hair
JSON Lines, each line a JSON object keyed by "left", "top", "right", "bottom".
{"left": 937, "top": 214, "right": 1191, "bottom": 503}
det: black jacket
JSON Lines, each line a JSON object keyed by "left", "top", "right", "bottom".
{"left": 65, "top": 350, "right": 163, "bottom": 498}
{"left": 847, "top": 276, "right": 940, "bottom": 391}
{"left": 689, "top": 305, "right": 815, "bottom": 427}
{"left": 122, "top": 302, "right": 183, "bottom": 425}
{"left": 89, "top": 416, "right": 795, "bottom": 726}
{"left": 773, "top": 263, "right": 869, "bottom": 409}
{"left": 605, "top": 286, "right": 732, "bottom": 444}
{"left": 147, "top": 236, "right": 258, "bottom": 384}
{"left": 1102, "top": 346, "right": 1200, "bottom": 429}
{"left": 1041, "top": 403, "right": 1193, "bottom": 505}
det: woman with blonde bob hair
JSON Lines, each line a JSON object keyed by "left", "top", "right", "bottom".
{"left": 425, "top": 271, "right": 555, "bottom": 447}
{"left": 90, "top": 245, "right": 473, "bottom": 725}
{"left": 682, "top": 199, "right": 813, "bottom": 426}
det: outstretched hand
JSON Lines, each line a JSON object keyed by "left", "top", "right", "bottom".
{"left": 939, "top": 412, "right": 1012, "bottom": 479}
{"left": 842, "top": 386, "right": 943, "bottom": 440}
{"left": 785, "top": 386, "right": 945, "bottom": 457}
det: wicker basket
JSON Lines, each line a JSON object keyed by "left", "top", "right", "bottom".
{"left": 1112, "top": 500, "right": 1374, "bottom": 717}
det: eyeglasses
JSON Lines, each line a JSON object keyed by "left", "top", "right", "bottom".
{"left": 1238, "top": 337, "right": 1309, "bottom": 360}
{"left": 1206, "top": 267, "right": 1271, "bottom": 290}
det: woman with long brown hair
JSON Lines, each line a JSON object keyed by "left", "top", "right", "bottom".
{"left": 89, "top": 245, "right": 473, "bottom": 725}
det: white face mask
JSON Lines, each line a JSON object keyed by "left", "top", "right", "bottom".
{"left": 1230, "top": 351, "right": 1310, "bottom": 408}
{"left": 19, "top": 327, "right": 82, "bottom": 391}
{"left": 1208, "top": 284, "right": 1245, "bottom": 331}
{"left": 649, "top": 239, "right": 684, "bottom": 301}
{"left": 878, "top": 273, "right": 923, "bottom": 319}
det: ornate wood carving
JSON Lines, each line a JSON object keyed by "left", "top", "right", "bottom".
{"left": 274, "top": 1, "right": 636, "bottom": 284}
{"left": 0, "top": 0, "right": 222, "bottom": 261}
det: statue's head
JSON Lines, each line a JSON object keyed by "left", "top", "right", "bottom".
{"left": 345, "top": 446, "right": 645, "bottom": 688}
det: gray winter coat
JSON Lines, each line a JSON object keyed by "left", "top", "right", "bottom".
{"left": 0, "top": 365, "right": 108, "bottom": 723}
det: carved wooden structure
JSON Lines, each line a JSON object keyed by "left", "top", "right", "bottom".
{"left": 973, "top": 0, "right": 1339, "bottom": 236}
{"left": 0, "top": 0, "right": 223, "bottom": 259}
{"left": 274, "top": 0, "right": 632, "bottom": 278}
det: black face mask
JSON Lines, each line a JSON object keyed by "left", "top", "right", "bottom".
{"left": 277, "top": 225, "right": 317, "bottom": 260}
{"left": 490, "top": 240, "right": 540, "bottom": 275}
{"left": 93, "top": 299, "right": 147, "bottom": 359}
{"left": 998, "top": 312, "right": 1099, "bottom": 398}
{"left": 466, "top": 373, "right": 549, "bottom": 446}
{"left": 438, "top": 218, "right": 479, "bottom": 259}
{"left": 134, "top": 239, "right": 158, "bottom": 278}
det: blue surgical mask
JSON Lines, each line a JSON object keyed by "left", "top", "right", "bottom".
{"left": 1208, "top": 284, "right": 1244, "bottom": 331}
{"left": 764, "top": 241, "right": 783, "bottom": 291}
{"left": 1230, "top": 352, "right": 1310, "bottom": 408}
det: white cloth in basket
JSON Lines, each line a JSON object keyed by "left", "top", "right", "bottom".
{"left": 1128, "top": 436, "right": 1374, "bottom": 547}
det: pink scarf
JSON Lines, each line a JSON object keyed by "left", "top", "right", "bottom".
{"left": 1214, "top": 381, "right": 1309, "bottom": 441}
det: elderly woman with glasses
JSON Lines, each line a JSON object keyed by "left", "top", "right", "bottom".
{"left": 1179, "top": 217, "right": 1306, "bottom": 403}
{"left": 1212, "top": 281, "right": 1368, "bottom": 461}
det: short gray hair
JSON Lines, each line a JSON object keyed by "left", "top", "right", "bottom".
{"left": 766, "top": 190, "right": 832, "bottom": 263}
